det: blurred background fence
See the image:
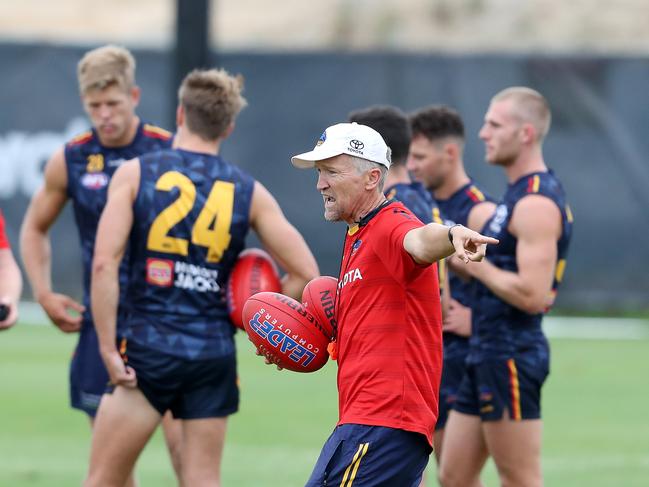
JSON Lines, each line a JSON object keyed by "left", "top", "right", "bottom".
{"left": 1, "top": 0, "right": 649, "bottom": 313}
{"left": 2, "top": 43, "right": 648, "bottom": 311}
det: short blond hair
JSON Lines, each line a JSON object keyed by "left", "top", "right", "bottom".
{"left": 178, "top": 68, "right": 247, "bottom": 141}
{"left": 77, "top": 45, "right": 136, "bottom": 95}
{"left": 493, "top": 86, "right": 551, "bottom": 141}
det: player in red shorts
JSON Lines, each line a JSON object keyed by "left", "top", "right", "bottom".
{"left": 0, "top": 210, "right": 22, "bottom": 329}
{"left": 291, "top": 122, "right": 498, "bottom": 486}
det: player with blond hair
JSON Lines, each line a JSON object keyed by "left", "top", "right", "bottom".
{"left": 20, "top": 45, "right": 181, "bottom": 486}
{"left": 439, "top": 87, "right": 573, "bottom": 487}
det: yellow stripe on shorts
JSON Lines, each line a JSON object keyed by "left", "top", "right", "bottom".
{"left": 340, "top": 442, "right": 369, "bottom": 487}
{"left": 507, "top": 358, "right": 522, "bottom": 420}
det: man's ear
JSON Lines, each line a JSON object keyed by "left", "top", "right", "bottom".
{"left": 365, "top": 167, "right": 382, "bottom": 190}
{"left": 176, "top": 105, "right": 184, "bottom": 127}
{"left": 130, "top": 86, "right": 141, "bottom": 107}
{"left": 223, "top": 121, "right": 235, "bottom": 140}
{"left": 445, "top": 141, "right": 458, "bottom": 161}
{"left": 520, "top": 122, "right": 536, "bottom": 144}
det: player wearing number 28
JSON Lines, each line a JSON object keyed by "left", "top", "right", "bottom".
{"left": 86, "top": 69, "right": 318, "bottom": 487}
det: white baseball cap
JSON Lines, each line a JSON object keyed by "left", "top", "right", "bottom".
{"left": 291, "top": 122, "right": 392, "bottom": 169}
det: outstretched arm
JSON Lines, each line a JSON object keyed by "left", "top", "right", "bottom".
{"left": 249, "top": 181, "right": 319, "bottom": 299}
{"left": 466, "top": 195, "right": 561, "bottom": 314}
{"left": 20, "top": 148, "right": 85, "bottom": 332}
{"left": 91, "top": 160, "right": 140, "bottom": 388}
{"left": 403, "top": 222, "right": 499, "bottom": 265}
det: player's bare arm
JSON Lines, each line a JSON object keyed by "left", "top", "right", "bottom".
{"left": 466, "top": 195, "right": 561, "bottom": 314}
{"left": 404, "top": 222, "right": 498, "bottom": 265}
{"left": 20, "top": 147, "right": 85, "bottom": 332}
{"left": 249, "top": 181, "right": 319, "bottom": 299}
{"left": 467, "top": 201, "right": 497, "bottom": 233}
{"left": 443, "top": 200, "right": 497, "bottom": 333}
{"left": 450, "top": 201, "right": 497, "bottom": 281}
{"left": 91, "top": 159, "right": 140, "bottom": 388}
{"left": 0, "top": 248, "right": 22, "bottom": 330}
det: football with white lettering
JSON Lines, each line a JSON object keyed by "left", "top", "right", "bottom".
{"left": 227, "top": 249, "right": 281, "bottom": 329}
{"left": 301, "top": 276, "right": 337, "bottom": 339}
{"left": 242, "top": 292, "right": 330, "bottom": 372}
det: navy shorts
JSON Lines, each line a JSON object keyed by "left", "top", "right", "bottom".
{"left": 305, "top": 424, "right": 431, "bottom": 487}
{"left": 70, "top": 321, "right": 109, "bottom": 417}
{"left": 114, "top": 338, "right": 239, "bottom": 419}
{"left": 454, "top": 357, "right": 549, "bottom": 421}
{"left": 436, "top": 357, "right": 466, "bottom": 430}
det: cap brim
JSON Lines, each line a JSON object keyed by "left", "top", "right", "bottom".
{"left": 291, "top": 147, "right": 343, "bottom": 168}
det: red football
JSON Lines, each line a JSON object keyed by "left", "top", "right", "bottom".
{"left": 227, "top": 248, "right": 281, "bottom": 329}
{"left": 242, "top": 292, "right": 330, "bottom": 372}
{"left": 301, "top": 276, "right": 338, "bottom": 339}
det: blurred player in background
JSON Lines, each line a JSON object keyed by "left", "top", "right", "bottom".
{"left": 291, "top": 122, "right": 497, "bottom": 486}
{"left": 349, "top": 105, "right": 444, "bottom": 227}
{"left": 349, "top": 106, "right": 450, "bottom": 487}
{"left": 439, "top": 87, "right": 573, "bottom": 487}
{"left": 19, "top": 45, "right": 182, "bottom": 485}
{"left": 86, "top": 68, "right": 318, "bottom": 487}
{"left": 0, "top": 209, "right": 22, "bottom": 330}
{"left": 349, "top": 105, "right": 450, "bottom": 312}
{"left": 408, "top": 105, "right": 495, "bottom": 477}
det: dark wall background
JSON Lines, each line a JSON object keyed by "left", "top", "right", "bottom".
{"left": 1, "top": 43, "right": 647, "bottom": 311}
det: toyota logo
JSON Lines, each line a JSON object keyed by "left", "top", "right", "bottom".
{"left": 349, "top": 139, "right": 364, "bottom": 150}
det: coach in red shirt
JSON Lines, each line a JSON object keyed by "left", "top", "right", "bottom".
{"left": 292, "top": 123, "right": 497, "bottom": 486}
{"left": 0, "top": 210, "right": 22, "bottom": 329}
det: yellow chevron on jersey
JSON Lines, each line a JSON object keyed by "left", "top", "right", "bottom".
{"left": 143, "top": 124, "right": 172, "bottom": 140}
{"left": 555, "top": 259, "right": 567, "bottom": 283}
{"left": 69, "top": 130, "right": 93, "bottom": 146}
{"left": 565, "top": 204, "right": 574, "bottom": 223}
{"left": 432, "top": 207, "right": 444, "bottom": 224}
{"left": 468, "top": 185, "right": 486, "bottom": 202}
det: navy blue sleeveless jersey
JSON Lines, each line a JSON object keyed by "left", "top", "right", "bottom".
{"left": 124, "top": 148, "right": 255, "bottom": 360}
{"left": 64, "top": 122, "right": 173, "bottom": 324}
{"left": 469, "top": 171, "right": 573, "bottom": 364}
{"left": 385, "top": 181, "right": 447, "bottom": 294}
{"left": 436, "top": 181, "right": 494, "bottom": 360}
{"left": 385, "top": 182, "right": 437, "bottom": 225}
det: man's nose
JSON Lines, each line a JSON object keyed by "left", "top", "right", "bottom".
{"left": 316, "top": 173, "right": 328, "bottom": 190}
{"left": 99, "top": 105, "right": 112, "bottom": 119}
{"left": 406, "top": 157, "right": 416, "bottom": 172}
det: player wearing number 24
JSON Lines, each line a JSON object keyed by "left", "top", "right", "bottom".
{"left": 86, "top": 69, "right": 318, "bottom": 487}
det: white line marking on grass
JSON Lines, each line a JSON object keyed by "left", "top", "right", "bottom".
{"left": 544, "top": 316, "right": 649, "bottom": 340}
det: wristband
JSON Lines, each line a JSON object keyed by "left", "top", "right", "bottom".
{"left": 448, "top": 223, "right": 462, "bottom": 244}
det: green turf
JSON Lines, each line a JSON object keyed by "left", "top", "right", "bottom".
{"left": 1, "top": 324, "right": 648, "bottom": 486}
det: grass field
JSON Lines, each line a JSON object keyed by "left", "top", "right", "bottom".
{"left": 1, "top": 322, "right": 648, "bottom": 486}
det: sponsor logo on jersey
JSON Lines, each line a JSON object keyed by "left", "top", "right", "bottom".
{"left": 488, "top": 204, "right": 508, "bottom": 234}
{"left": 107, "top": 157, "right": 127, "bottom": 168}
{"left": 80, "top": 172, "right": 109, "bottom": 190}
{"left": 173, "top": 261, "right": 220, "bottom": 293}
{"left": 146, "top": 258, "right": 174, "bottom": 287}
{"left": 338, "top": 268, "right": 363, "bottom": 289}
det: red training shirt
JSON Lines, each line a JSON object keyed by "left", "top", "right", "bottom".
{"left": 0, "top": 211, "right": 9, "bottom": 249}
{"left": 335, "top": 201, "right": 443, "bottom": 447}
